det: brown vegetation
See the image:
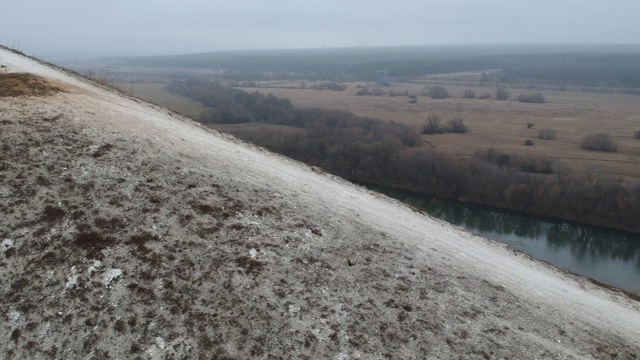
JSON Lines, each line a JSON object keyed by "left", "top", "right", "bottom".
{"left": 463, "top": 89, "right": 476, "bottom": 98}
{"left": 538, "top": 129, "right": 557, "bottom": 140}
{"left": 166, "top": 80, "right": 640, "bottom": 232}
{"left": 427, "top": 85, "right": 449, "bottom": 99}
{"left": 581, "top": 133, "right": 618, "bottom": 152}
{"left": 0, "top": 73, "right": 65, "bottom": 97}
{"left": 495, "top": 88, "right": 510, "bottom": 100}
{"left": 422, "top": 116, "right": 469, "bottom": 134}
{"left": 518, "top": 92, "right": 546, "bottom": 103}
{"left": 226, "top": 82, "right": 640, "bottom": 179}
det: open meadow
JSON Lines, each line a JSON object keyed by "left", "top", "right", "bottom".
{"left": 238, "top": 81, "right": 640, "bottom": 179}
{"left": 119, "top": 78, "right": 640, "bottom": 179}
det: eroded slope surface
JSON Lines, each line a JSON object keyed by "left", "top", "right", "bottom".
{"left": 1, "top": 51, "right": 639, "bottom": 359}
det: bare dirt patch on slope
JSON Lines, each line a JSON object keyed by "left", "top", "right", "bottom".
{"left": 0, "top": 73, "right": 66, "bottom": 97}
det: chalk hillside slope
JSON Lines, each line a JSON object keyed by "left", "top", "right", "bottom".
{"left": 1, "top": 47, "right": 639, "bottom": 359}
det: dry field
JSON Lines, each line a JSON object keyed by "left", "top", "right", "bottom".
{"left": 117, "top": 80, "right": 640, "bottom": 179}
{"left": 242, "top": 82, "right": 640, "bottom": 179}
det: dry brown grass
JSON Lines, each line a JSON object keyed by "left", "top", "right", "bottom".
{"left": 240, "top": 82, "right": 640, "bottom": 179}
{"left": 0, "top": 73, "right": 66, "bottom": 97}
{"left": 116, "top": 79, "right": 640, "bottom": 179}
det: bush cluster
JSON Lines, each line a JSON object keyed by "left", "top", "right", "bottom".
{"left": 356, "top": 86, "right": 386, "bottom": 96}
{"left": 495, "top": 88, "right": 510, "bottom": 100}
{"left": 538, "top": 129, "right": 556, "bottom": 140}
{"left": 580, "top": 133, "right": 618, "bottom": 152}
{"left": 475, "top": 148, "right": 554, "bottom": 174}
{"left": 462, "top": 89, "right": 476, "bottom": 99}
{"left": 310, "top": 82, "right": 346, "bottom": 91}
{"left": 518, "top": 93, "right": 546, "bottom": 103}
{"left": 421, "top": 116, "right": 469, "bottom": 134}
{"left": 388, "top": 90, "right": 409, "bottom": 97}
{"left": 427, "top": 85, "right": 449, "bottom": 99}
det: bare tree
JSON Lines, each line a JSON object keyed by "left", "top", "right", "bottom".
{"left": 372, "top": 87, "right": 386, "bottom": 96}
{"left": 428, "top": 86, "right": 449, "bottom": 99}
{"left": 518, "top": 93, "right": 545, "bottom": 103}
{"left": 422, "top": 115, "right": 444, "bottom": 134}
{"left": 581, "top": 133, "right": 618, "bottom": 152}
{"left": 538, "top": 129, "right": 556, "bottom": 140}
{"left": 495, "top": 88, "right": 510, "bottom": 100}
{"left": 447, "top": 118, "right": 469, "bottom": 133}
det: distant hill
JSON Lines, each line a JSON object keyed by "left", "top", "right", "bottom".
{"left": 100, "top": 44, "right": 640, "bottom": 87}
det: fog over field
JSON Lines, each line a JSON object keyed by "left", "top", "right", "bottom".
{"left": 1, "top": 0, "right": 639, "bottom": 58}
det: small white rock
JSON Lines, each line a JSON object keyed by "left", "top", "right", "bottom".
{"left": 102, "top": 268, "right": 123, "bottom": 287}
{"left": 66, "top": 266, "right": 79, "bottom": 289}
{"left": 1, "top": 238, "right": 14, "bottom": 251}
{"left": 87, "top": 260, "right": 102, "bottom": 275}
{"left": 155, "top": 336, "right": 166, "bottom": 349}
{"left": 7, "top": 310, "right": 23, "bottom": 325}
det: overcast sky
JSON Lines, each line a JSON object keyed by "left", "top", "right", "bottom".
{"left": 1, "top": 0, "right": 639, "bottom": 58}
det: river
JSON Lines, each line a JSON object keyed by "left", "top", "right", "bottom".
{"left": 371, "top": 186, "right": 640, "bottom": 294}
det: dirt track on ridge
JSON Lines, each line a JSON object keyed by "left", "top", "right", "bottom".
{"left": 1, "top": 47, "right": 640, "bottom": 359}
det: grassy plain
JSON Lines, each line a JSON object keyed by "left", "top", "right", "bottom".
{"left": 239, "top": 81, "right": 640, "bottom": 179}
{"left": 117, "top": 79, "right": 640, "bottom": 179}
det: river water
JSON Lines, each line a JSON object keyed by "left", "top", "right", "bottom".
{"left": 371, "top": 186, "right": 640, "bottom": 294}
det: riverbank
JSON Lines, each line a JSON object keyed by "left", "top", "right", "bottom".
{"left": 364, "top": 183, "right": 640, "bottom": 294}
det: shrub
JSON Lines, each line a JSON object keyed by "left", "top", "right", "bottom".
{"left": 372, "top": 87, "right": 386, "bottom": 96}
{"left": 422, "top": 115, "right": 444, "bottom": 134}
{"left": 538, "top": 129, "right": 556, "bottom": 140}
{"left": 475, "top": 148, "right": 511, "bottom": 166}
{"left": 310, "top": 82, "right": 347, "bottom": 91}
{"left": 524, "top": 139, "right": 534, "bottom": 146}
{"left": 518, "top": 93, "right": 546, "bottom": 103}
{"left": 478, "top": 92, "right": 492, "bottom": 99}
{"left": 428, "top": 85, "right": 449, "bottom": 99}
{"left": 447, "top": 118, "right": 469, "bottom": 133}
{"left": 581, "top": 133, "right": 618, "bottom": 152}
{"left": 422, "top": 116, "right": 470, "bottom": 134}
{"left": 356, "top": 87, "right": 371, "bottom": 96}
{"left": 463, "top": 89, "right": 476, "bottom": 99}
{"left": 513, "top": 156, "right": 554, "bottom": 174}
{"left": 476, "top": 148, "right": 554, "bottom": 173}
{"left": 495, "top": 88, "right": 510, "bottom": 100}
